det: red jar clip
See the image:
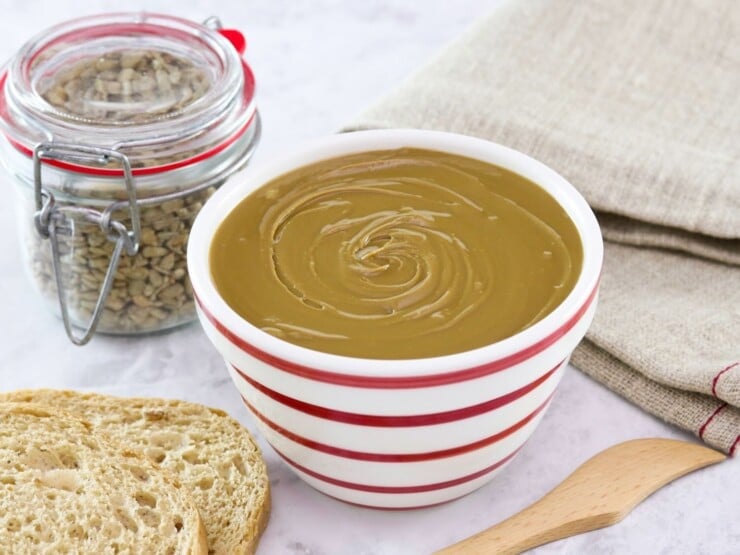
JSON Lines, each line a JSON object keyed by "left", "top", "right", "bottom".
{"left": 219, "top": 29, "right": 247, "bottom": 55}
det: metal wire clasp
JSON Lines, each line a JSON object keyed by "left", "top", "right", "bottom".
{"left": 202, "top": 16, "right": 223, "bottom": 30}
{"left": 32, "top": 143, "right": 141, "bottom": 345}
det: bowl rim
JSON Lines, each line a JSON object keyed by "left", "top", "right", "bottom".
{"left": 187, "top": 129, "right": 603, "bottom": 376}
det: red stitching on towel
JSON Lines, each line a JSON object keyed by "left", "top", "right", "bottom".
{"left": 730, "top": 435, "right": 739, "bottom": 457}
{"left": 711, "top": 362, "right": 739, "bottom": 397}
{"left": 698, "top": 403, "right": 727, "bottom": 440}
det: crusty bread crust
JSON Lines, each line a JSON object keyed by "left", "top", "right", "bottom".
{"left": 1, "top": 390, "right": 271, "bottom": 555}
{"left": 0, "top": 402, "right": 208, "bottom": 554}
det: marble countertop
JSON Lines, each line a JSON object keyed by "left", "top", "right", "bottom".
{"left": 0, "top": 1, "right": 736, "bottom": 553}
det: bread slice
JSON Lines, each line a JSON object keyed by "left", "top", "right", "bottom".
{"left": 0, "top": 402, "right": 207, "bottom": 554}
{"left": 1, "top": 390, "right": 270, "bottom": 555}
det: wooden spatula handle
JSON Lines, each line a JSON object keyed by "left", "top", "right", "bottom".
{"left": 435, "top": 488, "right": 612, "bottom": 555}
{"left": 435, "top": 439, "right": 725, "bottom": 555}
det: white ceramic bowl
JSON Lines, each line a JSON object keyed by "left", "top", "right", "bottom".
{"left": 188, "top": 130, "right": 603, "bottom": 509}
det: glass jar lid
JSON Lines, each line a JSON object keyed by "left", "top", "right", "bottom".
{"left": 0, "top": 12, "right": 256, "bottom": 173}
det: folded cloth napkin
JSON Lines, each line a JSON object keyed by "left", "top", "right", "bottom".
{"left": 345, "top": 0, "right": 740, "bottom": 452}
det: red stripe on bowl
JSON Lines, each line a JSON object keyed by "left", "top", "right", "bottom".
{"left": 243, "top": 391, "right": 552, "bottom": 462}
{"left": 276, "top": 445, "right": 523, "bottom": 494}
{"left": 195, "top": 281, "right": 597, "bottom": 389}
{"left": 233, "top": 360, "right": 563, "bottom": 427}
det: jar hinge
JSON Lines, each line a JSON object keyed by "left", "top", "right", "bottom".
{"left": 32, "top": 142, "right": 141, "bottom": 345}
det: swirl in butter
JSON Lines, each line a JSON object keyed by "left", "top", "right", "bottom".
{"left": 210, "top": 148, "right": 583, "bottom": 359}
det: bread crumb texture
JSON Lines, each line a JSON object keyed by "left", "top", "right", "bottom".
{"left": 0, "top": 402, "right": 207, "bottom": 554}
{"left": 0, "top": 391, "right": 271, "bottom": 555}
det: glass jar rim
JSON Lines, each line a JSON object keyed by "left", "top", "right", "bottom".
{"left": 0, "top": 12, "right": 256, "bottom": 175}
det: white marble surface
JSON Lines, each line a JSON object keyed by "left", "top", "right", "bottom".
{"left": 0, "top": 1, "right": 737, "bottom": 553}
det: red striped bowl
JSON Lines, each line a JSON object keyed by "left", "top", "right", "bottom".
{"left": 188, "top": 130, "right": 603, "bottom": 508}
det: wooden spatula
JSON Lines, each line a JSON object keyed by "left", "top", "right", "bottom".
{"left": 435, "top": 438, "right": 725, "bottom": 555}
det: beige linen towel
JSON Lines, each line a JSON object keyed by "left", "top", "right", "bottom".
{"left": 346, "top": 0, "right": 740, "bottom": 452}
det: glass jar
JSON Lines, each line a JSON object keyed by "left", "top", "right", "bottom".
{"left": 0, "top": 13, "right": 259, "bottom": 344}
